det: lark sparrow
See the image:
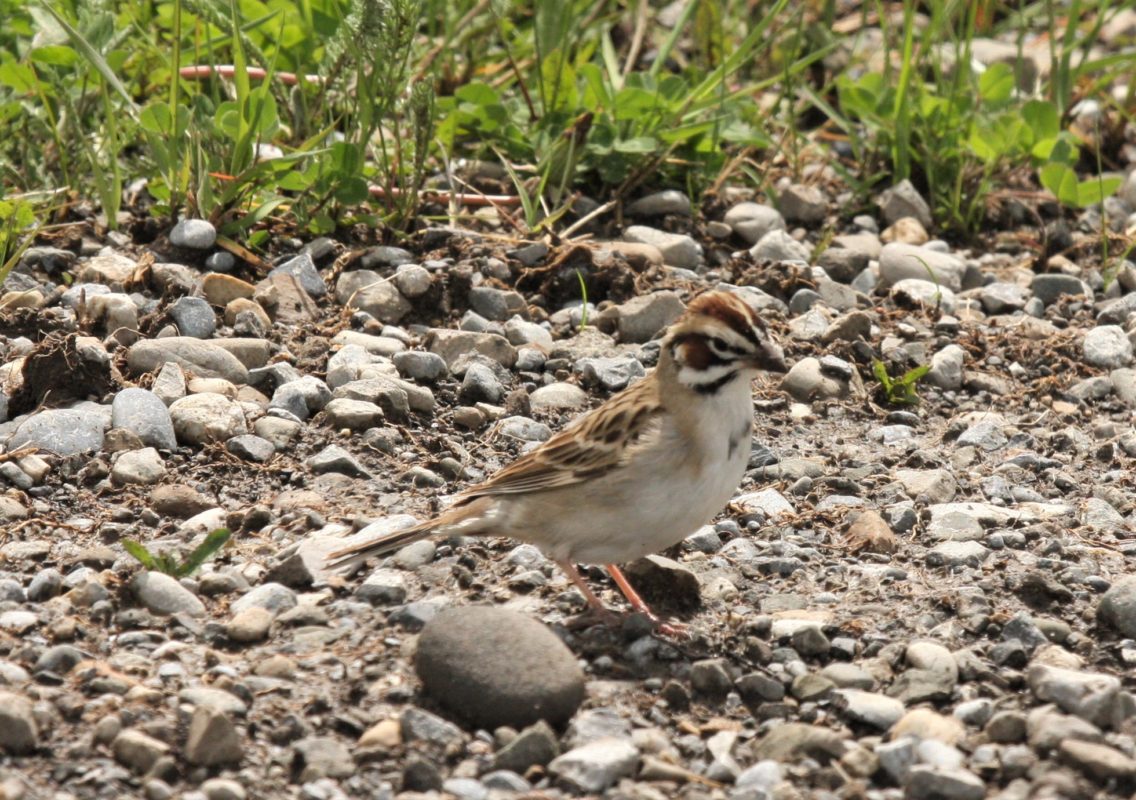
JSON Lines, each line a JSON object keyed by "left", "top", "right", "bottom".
{"left": 327, "top": 290, "right": 787, "bottom": 631}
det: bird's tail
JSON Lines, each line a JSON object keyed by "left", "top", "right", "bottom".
{"left": 324, "top": 500, "right": 490, "bottom": 574}
{"left": 324, "top": 519, "right": 438, "bottom": 574}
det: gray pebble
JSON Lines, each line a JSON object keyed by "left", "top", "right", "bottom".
{"left": 112, "top": 389, "right": 177, "bottom": 450}
{"left": 1083, "top": 324, "right": 1133, "bottom": 368}
{"left": 624, "top": 225, "right": 701, "bottom": 268}
{"left": 878, "top": 179, "right": 933, "bottom": 227}
{"left": 132, "top": 571, "right": 206, "bottom": 617}
{"left": 392, "top": 264, "right": 432, "bottom": 297}
{"left": 169, "top": 219, "right": 217, "bottom": 249}
{"left": 548, "top": 738, "right": 639, "bottom": 793}
{"left": 168, "top": 296, "right": 216, "bottom": 339}
{"left": 230, "top": 583, "right": 297, "bottom": 615}
{"left": 577, "top": 356, "right": 645, "bottom": 392}
{"left": 226, "top": 435, "right": 275, "bottom": 462}
{"left": 723, "top": 202, "right": 785, "bottom": 244}
{"left": 461, "top": 363, "right": 504, "bottom": 403}
{"left": 626, "top": 189, "right": 692, "bottom": 217}
{"left": 270, "top": 253, "right": 327, "bottom": 298}
{"left": 469, "top": 286, "right": 526, "bottom": 321}
{"left": 204, "top": 252, "right": 235, "bottom": 273}
{"left": 393, "top": 351, "right": 447, "bottom": 382}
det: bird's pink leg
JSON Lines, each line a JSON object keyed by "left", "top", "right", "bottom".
{"left": 606, "top": 564, "right": 688, "bottom": 637}
{"left": 555, "top": 558, "right": 617, "bottom": 624}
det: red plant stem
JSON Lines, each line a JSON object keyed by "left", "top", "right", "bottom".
{"left": 370, "top": 185, "right": 522, "bottom": 207}
{"left": 178, "top": 64, "right": 323, "bottom": 85}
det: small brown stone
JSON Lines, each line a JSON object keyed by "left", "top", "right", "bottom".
{"left": 202, "top": 273, "right": 256, "bottom": 307}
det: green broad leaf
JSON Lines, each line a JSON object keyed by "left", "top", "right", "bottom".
{"left": 214, "top": 101, "right": 242, "bottom": 141}
{"left": 578, "top": 62, "right": 613, "bottom": 109}
{"left": 1075, "top": 176, "right": 1122, "bottom": 209}
{"left": 29, "top": 44, "right": 78, "bottom": 66}
{"left": 1022, "top": 100, "right": 1059, "bottom": 140}
{"left": 309, "top": 212, "right": 336, "bottom": 234}
{"left": 613, "top": 136, "right": 658, "bottom": 154}
{"left": 612, "top": 86, "right": 660, "bottom": 119}
{"left": 978, "top": 63, "right": 1015, "bottom": 104}
{"left": 334, "top": 176, "right": 370, "bottom": 204}
{"left": 538, "top": 49, "right": 577, "bottom": 113}
{"left": 329, "top": 141, "right": 362, "bottom": 175}
{"left": 1046, "top": 136, "right": 1078, "bottom": 166}
{"left": 1039, "top": 163, "right": 1079, "bottom": 206}
{"left": 659, "top": 120, "right": 717, "bottom": 145}
{"left": 657, "top": 74, "right": 689, "bottom": 103}
{"left": 968, "top": 126, "right": 999, "bottom": 164}
{"left": 140, "top": 101, "right": 173, "bottom": 135}
{"left": 122, "top": 539, "right": 157, "bottom": 570}
{"left": 244, "top": 88, "right": 279, "bottom": 138}
{"left": 147, "top": 179, "right": 171, "bottom": 203}
{"left": 1030, "top": 136, "right": 1059, "bottom": 162}
{"left": 453, "top": 82, "right": 500, "bottom": 107}
{"left": 0, "top": 199, "right": 36, "bottom": 229}
{"left": 225, "top": 198, "right": 288, "bottom": 233}
{"left": 0, "top": 61, "right": 38, "bottom": 92}
{"left": 277, "top": 166, "right": 317, "bottom": 192}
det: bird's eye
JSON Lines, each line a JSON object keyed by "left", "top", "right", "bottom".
{"left": 707, "top": 336, "right": 732, "bottom": 355}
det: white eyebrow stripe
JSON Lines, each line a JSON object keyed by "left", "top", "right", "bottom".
{"left": 677, "top": 362, "right": 736, "bottom": 385}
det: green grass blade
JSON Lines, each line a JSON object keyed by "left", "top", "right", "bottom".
{"left": 40, "top": 4, "right": 138, "bottom": 120}
{"left": 177, "top": 528, "right": 232, "bottom": 577}
{"left": 122, "top": 539, "right": 158, "bottom": 570}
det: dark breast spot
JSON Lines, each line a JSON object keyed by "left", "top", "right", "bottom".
{"left": 726, "top": 419, "right": 753, "bottom": 460}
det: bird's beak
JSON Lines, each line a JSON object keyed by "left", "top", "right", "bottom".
{"left": 750, "top": 343, "right": 788, "bottom": 374}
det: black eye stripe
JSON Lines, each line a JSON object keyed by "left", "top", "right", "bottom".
{"left": 691, "top": 370, "right": 740, "bottom": 394}
{"left": 708, "top": 336, "right": 746, "bottom": 356}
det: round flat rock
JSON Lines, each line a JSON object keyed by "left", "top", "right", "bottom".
{"left": 415, "top": 606, "right": 584, "bottom": 729}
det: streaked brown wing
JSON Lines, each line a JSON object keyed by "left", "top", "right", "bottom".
{"left": 460, "top": 380, "right": 662, "bottom": 498}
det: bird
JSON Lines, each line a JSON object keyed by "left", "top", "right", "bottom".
{"left": 326, "top": 290, "right": 787, "bottom": 632}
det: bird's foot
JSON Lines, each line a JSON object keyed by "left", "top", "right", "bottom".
{"left": 652, "top": 618, "right": 690, "bottom": 639}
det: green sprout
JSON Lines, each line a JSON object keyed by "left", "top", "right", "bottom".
{"left": 123, "top": 528, "right": 232, "bottom": 578}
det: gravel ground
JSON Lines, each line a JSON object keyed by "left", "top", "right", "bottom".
{"left": 2, "top": 172, "right": 1136, "bottom": 800}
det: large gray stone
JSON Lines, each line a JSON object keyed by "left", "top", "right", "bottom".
{"left": 1098, "top": 575, "right": 1136, "bottom": 638}
{"left": 415, "top": 606, "right": 585, "bottom": 729}
{"left": 1083, "top": 325, "right": 1133, "bottom": 368}
{"left": 132, "top": 571, "right": 206, "bottom": 617}
{"left": 723, "top": 202, "right": 785, "bottom": 244}
{"left": 0, "top": 691, "right": 37, "bottom": 754}
{"left": 425, "top": 329, "right": 517, "bottom": 369}
{"left": 610, "top": 291, "right": 685, "bottom": 343}
{"left": 336, "top": 270, "right": 412, "bottom": 322}
{"left": 548, "top": 738, "right": 639, "bottom": 793}
{"left": 1027, "top": 663, "right": 1120, "bottom": 727}
{"left": 112, "top": 388, "right": 177, "bottom": 450}
{"left": 878, "top": 243, "right": 964, "bottom": 291}
{"left": 169, "top": 394, "right": 248, "bottom": 445}
{"left": 127, "top": 338, "right": 249, "bottom": 384}
{"left": 7, "top": 407, "right": 108, "bottom": 455}
{"left": 269, "top": 253, "right": 327, "bottom": 298}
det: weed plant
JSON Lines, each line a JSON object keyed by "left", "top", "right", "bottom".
{"left": 0, "top": 0, "right": 1131, "bottom": 244}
